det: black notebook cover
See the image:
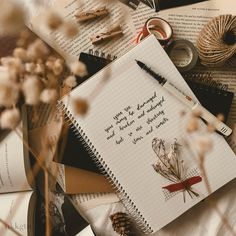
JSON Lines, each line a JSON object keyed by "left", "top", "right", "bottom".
{"left": 56, "top": 53, "right": 234, "bottom": 171}
{"left": 187, "top": 80, "right": 234, "bottom": 122}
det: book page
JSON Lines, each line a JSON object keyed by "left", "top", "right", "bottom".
{"left": 0, "top": 191, "right": 35, "bottom": 236}
{"left": 28, "top": 0, "right": 137, "bottom": 61}
{"left": 60, "top": 35, "right": 236, "bottom": 232}
{"left": 27, "top": 0, "right": 236, "bottom": 152}
{"left": 0, "top": 132, "right": 32, "bottom": 193}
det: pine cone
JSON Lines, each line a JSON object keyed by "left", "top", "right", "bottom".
{"left": 110, "top": 212, "right": 133, "bottom": 236}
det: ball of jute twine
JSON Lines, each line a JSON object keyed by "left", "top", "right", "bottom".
{"left": 197, "top": 15, "right": 236, "bottom": 67}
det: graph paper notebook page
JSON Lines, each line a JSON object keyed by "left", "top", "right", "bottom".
{"left": 58, "top": 35, "right": 236, "bottom": 234}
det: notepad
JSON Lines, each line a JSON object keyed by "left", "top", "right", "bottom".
{"left": 58, "top": 35, "right": 236, "bottom": 234}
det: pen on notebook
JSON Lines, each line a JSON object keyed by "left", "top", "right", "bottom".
{"left": 135, "top": 60, "right": 232, "bottom": 137}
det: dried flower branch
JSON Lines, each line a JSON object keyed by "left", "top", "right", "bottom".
{"left": 152, "top": 138, "right": 202, "bottom": 202}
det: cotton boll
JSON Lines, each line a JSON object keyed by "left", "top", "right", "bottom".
{"left": 35, "top": 63, "right": 45, "bottom": 75}
{"left": 22, "top": 76, "right": 43, "bottom": 105}
{"left": 0, "top": 66, "right": 11, "bottom": 80}
{"left": 0, "top": 108, "right": 21, "bottom": 129}
{"left": 27, "top": 39, "right": 50, "bottom": 61}
{"left": 69, "top": 61, "right": 88, "bottom": 77}
{"left": 25, "top": 63, "right": 36, "bottom": 73}
{"left": 52, "top": 59, "right": 64, "bottom": 75}
{"left": 1, "top": 57, "right": 24, "bottom": 75}
{"left": 0, "top": 80, "right": 19, "bottom": 107}
{"left": 64, "top": 75, "right": 77, "bottom": 88}
{"left": 40, "top": 89, "right": 58, "bottom": 104}
{"left": 46, "top": 73, "right": 58, "bottom": 88}
{"left": 13, "top": 48, "right": 28, "bottom": 62}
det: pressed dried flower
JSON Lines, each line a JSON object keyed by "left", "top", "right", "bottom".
{"left": 64, "top": 75, "right": 77, "bottom": 88}
{"left": 69, "top": 61, "right": 88, "bottom": 77}
{"left": 186, "top": 117, "right": 199, "bottom": 133}
{"left": 40, "top": 89, "right": 58, "bottom": 104}
{"left": 13, "top": 48, "right": 28, "bottom": 61}
{"left": 0, "top": 2, "right": 25, "bottom": 35}
{"left": 62, "top": 21, "right": 79, "bottom": 38}
{"left": 22, "top": 76, "right": 43, "bottom": 105}
{"left": 73, "top": 98, "right": 89, "bottom": 116}
{"left": 27, "top": 39, "right": 50, "bottom": 61}
{"left": 0, "top": 108, "right": 21, "bottom": 129}
{"left": 45, "top": 11, "right": 63, "bottom": 30}
{"left": 0, "top": 80, "right": 19, "bottom": 107}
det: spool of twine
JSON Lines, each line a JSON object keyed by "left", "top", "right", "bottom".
{"left": 197, "top": 15, "right": 236, "bottom": 67}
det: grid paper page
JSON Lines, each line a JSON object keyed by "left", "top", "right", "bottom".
{"left": 60, "top": 35, "right": 236, "bottom": 233}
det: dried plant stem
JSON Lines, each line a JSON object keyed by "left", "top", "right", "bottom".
{"left": 11, "top": 128, "right": 57, "bottom": 236}
{"left": 44, "top": 167, "right": 51, "bottom": 236}
{"left": 0, "top": 128, "right": 45, "bottom": 236}
{"left": 198, "top": 155, "right": 236, "bottom": 236}
{"left": 198, "top": 154, "right": 212, "bottom": 194}
{"left": 207, "top": 199, "right": 236, "bottom": 236}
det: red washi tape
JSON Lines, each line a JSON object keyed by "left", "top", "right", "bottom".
{"left": 136, "top": 17, "right": 173, "bottom": 46}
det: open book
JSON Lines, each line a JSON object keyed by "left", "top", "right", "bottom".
{"left": 0, "top": 120, "right": 35, "bottom": 235}
{"left": 58, "top": 35, "right": 236, "bottom": 234}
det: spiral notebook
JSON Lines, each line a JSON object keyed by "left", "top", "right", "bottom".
{"left": 58, "top": 35, "right": 236, "bottom": 234}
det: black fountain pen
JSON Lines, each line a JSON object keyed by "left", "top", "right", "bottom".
{"left": 136, "top": 60, "right": 232, "bottom": 136}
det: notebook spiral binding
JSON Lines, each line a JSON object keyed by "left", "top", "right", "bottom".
{"left": 57, "top": 100, "right": 153, "bottom": 234}
{"left": 183, "top": 72, "right": 229, "bottom": 91}
{"left": 88, "top": 49, "right": 117, "bottom": 61}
